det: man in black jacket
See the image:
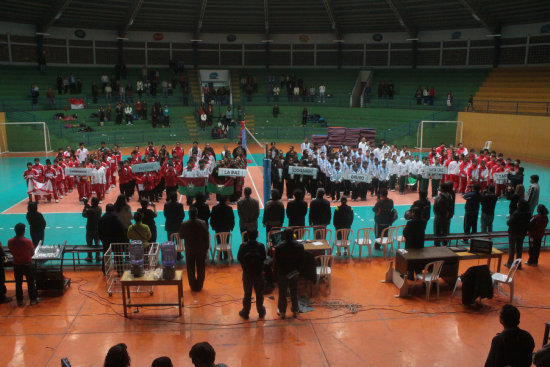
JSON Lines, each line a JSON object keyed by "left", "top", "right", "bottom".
{"left": 237, "top": 229, "right": 266, "bottom": 320}
{"left": 464, "top": 184, "right": 482, "bottom": 236}
{"left": 411, "top": 190, "right": 431, "bottom": 222}
{"left": 433, "top": 183, "right": 454, "bottom": 246}
{"left": 210, "top": 196, "right": 235, "bottom": 260}
{"left": 333, "top": 196, "right": 354, "bottom": 255}
{"left": 163, "top": 192, "right": 185, "bottom": 259}
{"left": 309, "top": 188, "right": 331, "bottom": 231}
{"left": 403, "top": 207, "right": 427, "bottom": 249}
{"left": 98, "top": 204, "right": 127, "bottom": 274}
{"left": 485, "top": 304, "right": 534, "bottom": 367}
{"left": 506, "top": 199, "right": 531, "bottom": 268}
{"left": 373, "top": 189, "right": 394, "bottom": 249}
{"left": 481, "top": 185, "right": 498, "bottom": 232}
{"left": 179, "top": 207, "right": 209, "bottom": 291}
{"left": 286, "top": 189, "right": 308, "bottom": 227}
{"left": 275, "top": 229, "right": 304, "bottom": 319}
{"left": 83, "top": 197, "right": 102, "bottom": 262}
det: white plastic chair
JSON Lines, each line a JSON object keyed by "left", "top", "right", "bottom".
{"left": 375, "top": 226, "right": 395, "bottom": 259}
{"left": 394, "top": 225, "right": 406, "bottom": 250}
{"left": 293, "top": 227, "right": 310, "bottom": 241}
{"left": 413, "top": 260, "right": 445, "bottom": 301}
{"left": 451, "top": 276, "right": 462, "bottom": 297}
{"left": 213, "top": 232, "right": 233, "bottom": 263}
{"left": 353, "top": 228, "right": 374, "bottom": 259}
{"left": 315, "top": 255, "right": 334, "bottom": 294}
{"left": 492, "top": 258, "right": 522, "bottom": 302}
{"left": 332, "top": 229, "right": 353, "bottom": 258}
{"left": 170, "top": 233, "right": 185, "bottom": 261}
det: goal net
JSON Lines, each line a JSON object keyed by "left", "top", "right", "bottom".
{"left": 416, "top": 120, "right": 463, "bottom": 152}
{"left": 0, "top": 122, "right": 53, "bottom": 155}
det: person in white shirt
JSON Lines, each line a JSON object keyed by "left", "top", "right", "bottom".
{"left": 273, "top": 85, "right": 280, "bottom": 102}
{"left": 76, "top": 143, "right": 89, "bottom": 163}
{"left": 370, "top": 159, "right": 381, "bottom": 197}
{"left": 330, "top": 162, "right": 343, "bottom": 202}
{"left": 418, "top": 157, "right": 430, "bottom": 192}
{"left": 91, "top": 161, "right": 106, "bottom": 202}
{"left": 397, "top": 157, "right": 409, "bottom": 194}
{"left": 188, "top": 141, "right": 202, "bottom": 158}
{"left": 447, "top": 156, "right": 460, "bottom": 191}
{"left": 300, "top": 138, "right": 311, "bottom": 155}
{"left": 136, "top": 80, "right": 144, "bottom": 98}
{"left": 388, "top": 156, "right": 399, "bottom": 191}
{"left": 319, "top": 84, "right": 326, "bottom": 103}
{"left": 124, "top": 104, "right": 133, "bottom": 125}
{"left": 409, "top": 155, "right": 421, "bottom": 191}
{"left": 358, "top": 137, "right": 368, "bottom": 153}
{"left": 378, "top": 160, "right": 390, "bottom": 199}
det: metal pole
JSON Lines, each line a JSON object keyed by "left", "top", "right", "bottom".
{"left": 43, "top": 122, "right": 48, "bottom": 156}
{"left": 420, "top": 121, "right": 423, "bottom": 151}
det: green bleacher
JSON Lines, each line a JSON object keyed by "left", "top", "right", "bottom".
{"left": 236, "top": 68, "right": 358, "bottom": 97}
{"left": 369, "top": 68, "right": 490, "bottom": 105}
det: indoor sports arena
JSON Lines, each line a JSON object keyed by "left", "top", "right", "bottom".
{"left": 0, "top": 1, "right": 549, "bottom": 366}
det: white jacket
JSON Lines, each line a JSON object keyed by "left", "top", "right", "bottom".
{"left": 91, "top": 166, "right": 106, "bottom": 185}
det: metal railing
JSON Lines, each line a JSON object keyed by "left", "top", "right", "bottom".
{"left": 474, "top": 99, "right": 550, "bottom": 116}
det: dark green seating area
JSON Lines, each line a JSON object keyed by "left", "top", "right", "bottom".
{"left": 369, "top": 68, "right": 490, "bottom": 107}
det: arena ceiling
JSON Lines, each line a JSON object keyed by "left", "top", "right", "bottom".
{"left": 0, "top": 0, "right": 549, "bottom": 38}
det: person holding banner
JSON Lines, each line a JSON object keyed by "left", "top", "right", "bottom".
{"left": 330, "top": 162, "right": 344, "bottom": 202}
{"left": 447, "top": 156, "right": 460, "bottom": 191}
{"left": 397, "top": 157, "right": 409, "bottom": 195}
{"left": 350, "top": 164, "right": 363, "bottom": 201}
{"left": 458, "top": 154, "right": 469, "bottom": 194}
{"left": 430, "top": 161, "right": 443, "bottom": 198}
{"left": 360, "top": 161, "right": 371, "bottom": 201}
{"left": 91, "top": 161, "right": 106, "bottom": 203}
{"left": 43, "top": 160, "right": 59, "bottom": 203}
{"left": 24, "top": 163, "right": 39, "bottom": 202}
{"left": 283, "top": 158, "right": 297, "bottom": 201}
{"left": 378, "top": 160, "right": 390, "bottom": 199}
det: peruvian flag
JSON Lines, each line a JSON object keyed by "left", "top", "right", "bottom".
{"left": 68, "top": 97, "right": 86, "bottom": 109}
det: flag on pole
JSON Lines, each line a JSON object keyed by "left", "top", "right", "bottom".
{"left": 68, "top": 98, "right": 85, "bottom": 109}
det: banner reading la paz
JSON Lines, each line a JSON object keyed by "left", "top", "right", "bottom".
{"left": 344, "top": 172, "right": 371, "bottom": 183}
{"left": 131, "top": 162, "right": 161, "bottom": 173}
{"left": 288, "top": 166, "right": 318, "bottom": 178}
{"left": 65, "top": 167, "right": 92, "bottom": 176}
{"left": 218, "top": 168, "right": 247, "bottom": 177}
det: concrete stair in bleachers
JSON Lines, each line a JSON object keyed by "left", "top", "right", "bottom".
{"left": 230, "top": 70, "right": 242, "bottom": 105}
{"left": 187, "top": 70, "right": 202, "bottom": 106}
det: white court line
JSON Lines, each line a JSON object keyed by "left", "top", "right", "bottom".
{"left": 1, "top": 197, "right": 29, "bottom": 214}
{"left": 247, "top": 167, "right": 264, "bottom": 209}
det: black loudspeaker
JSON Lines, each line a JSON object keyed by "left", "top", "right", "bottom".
{"left": 470, "top": 238, "right": 493, "bottom": 254}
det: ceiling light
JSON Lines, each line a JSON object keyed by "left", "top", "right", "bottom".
{"left": 116, "top": 37, "right": 129, "bottom": 40}
{"left": 128, "top": 18, "right": 134, "bottom": 26}
{"left": 191, "top": 39, "right": 203, "bottom": 42}
{"left": 261, "top": 40, "right": 273, "bottom": 43}
{"left": 54, "top": 11, "right": 62, "bottom": 20}
{"left": 35, "top": 32, "right": 50, "bottom": 36}
{"left": 406, "top": 38, "right": 419, "bottom": 41}
{"left": 472, "top": 14, "right": 480, "bottom": 21}
{"left": 486, "top": 34, "right": 502, "bottom": 37}
{"left": 332, "top": 39, "right": 345, "bottom": 43}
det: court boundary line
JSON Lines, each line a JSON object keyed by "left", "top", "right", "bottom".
{"left": 247, "top": 167, "right": 264, "bottom": 209}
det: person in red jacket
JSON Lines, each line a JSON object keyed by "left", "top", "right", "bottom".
{"left": 458, "top": 156, "right": 469, "bottom": 194}
{"left": 32, "top": 158, "right": 44, "bottom": 183}
{"left": 43, "top": 159, "right": 58, "bottom": 202}
{"left": 172, "top": 141, "right": 184, "bottom": 162}
{"left": 526, "top": 204, "right": 549, "bottom": 266}
{"left": 53, "top": 159, "right": 65, "bottom": 199}
{"left": 76, "top": 162, "right": 91, "bottom": 202}
{"left": 24, "top": 162, "right": 39, "bottom": 202}
{"left": 8, "top": 223, "right": 40, "bottom": 306}
{"left": 164, "top": 161, "right": 179, "bottom": 199}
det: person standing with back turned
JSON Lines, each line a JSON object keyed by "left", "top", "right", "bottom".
{"left": 275, "top": 229, "right": 304, "bottom": 319}
{"left": 237, "top": 187, "right": 259, "bottom": 242}
{"left": 8, "top": 223, "right": 40, "bottom": 306}
{"left": 237, "top": 229, "right": 266, "bottom": 320}
{"left": 179, "top": 207, "right": 210, "bottom": 292}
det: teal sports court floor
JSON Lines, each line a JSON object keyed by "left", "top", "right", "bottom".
{"left": 1, "top": 154, "right": 548, "bottom": 258}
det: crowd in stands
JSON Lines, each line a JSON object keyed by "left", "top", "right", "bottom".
{"left": 241, "top": 71, "right": 327, "bottom": 103}
{"left": 203, "top": 85, "right": 231, "bottom": 105}
{"left": 96, "top": 100, "right": 171, "bottom": 127}
{"left": 377, "top": 82, "right": 395, "bottom": 99}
